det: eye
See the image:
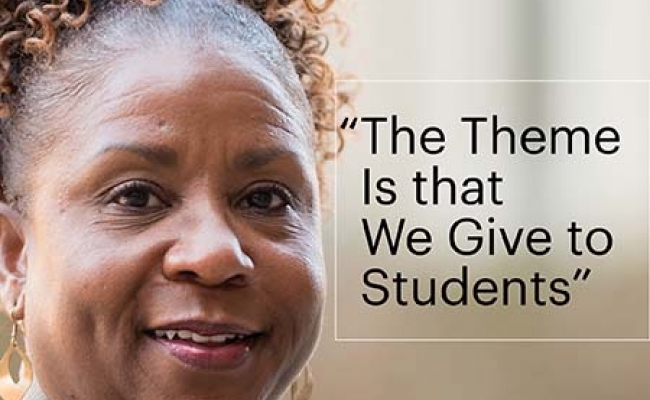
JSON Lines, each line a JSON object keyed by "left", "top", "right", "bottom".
{"left": 105, "top": 180, "right": 168, "bottom": 211}
{"left": 239, "top": 183, "right": 293, "bottom": 213}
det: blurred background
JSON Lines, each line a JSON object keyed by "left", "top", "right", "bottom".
{"left": 311, "top": 0, "right": 650, "bottom": 399}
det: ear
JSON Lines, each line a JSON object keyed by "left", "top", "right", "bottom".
{"left": 0, "top": 202, "right": 27, "bottom": 319}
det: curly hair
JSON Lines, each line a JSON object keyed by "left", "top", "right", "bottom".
{"left": 0, "top": 0, "right": 348, "bottom": 208}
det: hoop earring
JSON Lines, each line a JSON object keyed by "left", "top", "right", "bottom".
{"left": 290, "top": 365, "right": 313, "bottom": 400}
{"left": 0, "top": 311, "right": 32, "bottom": 400}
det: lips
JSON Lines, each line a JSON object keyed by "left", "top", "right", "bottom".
{"left": 144, "top": 320, "right": 265, "bottom": 370}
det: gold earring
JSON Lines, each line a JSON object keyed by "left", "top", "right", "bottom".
{"left": 0, "top": 310, "right": 32, "bottom": 400}
{"left": 290, "top": 365, "right": 313, "bottom": 400}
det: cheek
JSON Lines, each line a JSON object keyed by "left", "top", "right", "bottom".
{"left": 252, "top": 233, "right": 325, "bottom": 339}
{"left": 242, "top": 208, "right": 325, "bottom": 313}
{"left": 249, "top": 236, "right": 324, "bottom": 394}
{"left": 24, "top": 218, "right": 163, "bottom": 347}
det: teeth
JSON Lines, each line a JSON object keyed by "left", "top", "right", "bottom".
{"left": 178, "top": 330, "right": 192, "bottom": 340}
{"left": 211, "top": 334, "right": 238, "bottom": 344}
{"left": 153, "top": 330, "right": 248, "bottom": 344}
{"left": 192, "top": 333, "right": 210, "bottom": 343}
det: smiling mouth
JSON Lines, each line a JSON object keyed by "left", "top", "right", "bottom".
{"left": 147, "top": 329, "right": 260, "bottom": 346}
{"left": 144, "top": 325, "right": 265, "bottom": 369}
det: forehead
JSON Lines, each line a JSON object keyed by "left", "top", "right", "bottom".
{"left": 24, "top": 45, "right": 317, "bottom": 208}
{"left": 87, "top": 45, "right": 311, "bottom": 142}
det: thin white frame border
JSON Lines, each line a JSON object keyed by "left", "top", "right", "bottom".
{"left": 332, "top": 79, "right": 650, "bottom": 343}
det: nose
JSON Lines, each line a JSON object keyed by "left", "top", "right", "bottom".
{"left": 162, "top": 207, "right": 254, "bottom": 288}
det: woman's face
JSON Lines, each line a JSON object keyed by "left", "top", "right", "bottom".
{"left": 17, "top": 45, "right": 324, "bottom": 400}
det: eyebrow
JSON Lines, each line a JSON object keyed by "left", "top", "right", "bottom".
{"left": 95, "top": 143, "right": 178, "bottom": 167}
{"left": 232, "top": 147, "right": 297, "bottom": 171}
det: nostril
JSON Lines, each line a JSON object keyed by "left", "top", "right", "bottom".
{"left": 176, "top": 270, "right": 200, "bottom": 280}
{"left": 169, "top": 267, "right": 250, "bottom": 289}
{"left": 222, "top": 274, "right": 248, "bottom": 289}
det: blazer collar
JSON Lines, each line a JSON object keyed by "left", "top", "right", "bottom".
{"left": 22, "top": 380, "right": 48, "bottom": 400}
